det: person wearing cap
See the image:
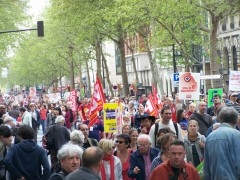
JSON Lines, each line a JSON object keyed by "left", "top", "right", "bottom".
{"left": 44, "top": 115, "right": 70, "bottom": 169}
{"left": 227, "top": 92, "right": 238, "bottom": 105}
{"left": 137, "top": 114, "right": 155, "bottom": 135}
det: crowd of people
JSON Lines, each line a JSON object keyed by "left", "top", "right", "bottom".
{"left": 0, "top": 91, "right": 240, "bottom": 180}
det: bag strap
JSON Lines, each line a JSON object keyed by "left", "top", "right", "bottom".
{"left": 173, "top": 123, "right": 179, "bottom": 138}
{"left": 154, "top": 123, "right": 159, "bottom": 147}
{"left": 193, "top": 113, "right": 210, "bottom": 128}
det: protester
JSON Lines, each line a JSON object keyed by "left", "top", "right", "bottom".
{"left": 137, "top": 114, "right": 155, "bottom": 135}
{"left": 122, "top": 124, "right": 131, "bottom": 135}
{"left": 19, "top": 107, "right": 32, "bottom": 127}
{"left": 129, "top": 128, "right": 139, "bottom": 151}
{"left": 114, "top": 134, "right": 132, "bottom": 180}
{"left": 204, "top": 107, "right": 240, "bottom": 179}
{"left": 66, "top": 147, "right": 103, "bottom": 180}
{"left": 149, "top": 106, "right": 183, "bottom": 147}
{"left": 44, "top": 115, "right": 70, "bottom": 169}
{"left": 49, "top": 144, "right": 83, "bottom": 180}
{"left": 4, "top": 125, "right": 50, "bottom": 180}
{"left": 40, "top": 104, "right": 48, "bottom": 134}
{"left": 98, "top": 138, "right": 122, "bottom": 180}
{"left": 29, "top": 103, "right": 40, "bottom": 141}
{"left": 78, "top": 124, "right": 98, "bottom": 149}
{"left": 176, "top": 109, "right": 188, "bottom": 131}
{"left": 183, "top": 120, "right": 205, "bottom": 167}
{"left": 69, "top": 130, "right": 85, "bottom": 148}
{"left": 151, "top": 133, "right": 176, "bottom": 171}
{"left": 128, "top": 134, "right": 159, "bottom": 180}
{"left": 189, "top": 102, "right": 213, "bottom": 136}
{"left": 207, "top": 94, "right": 221, "bottom": 117}
{"left": 150, "top": 140, "right": 200, "bottom": 180}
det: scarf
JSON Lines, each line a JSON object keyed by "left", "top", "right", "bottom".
{"left": 100, "top": 154, "right": 115, "bottom": 180}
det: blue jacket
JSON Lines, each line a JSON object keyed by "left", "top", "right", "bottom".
{"left": 4, "top": 140, "right": 50, "bottom": 180}
{"left": 204, "top": 123, "right": 240, "bottom": 180}
{"left": 128, "top": 147, "right": 159, "bottom": 180}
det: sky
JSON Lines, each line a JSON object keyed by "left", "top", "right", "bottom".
{"left": 28, "top": 0, "right": 49, "bottom": 20}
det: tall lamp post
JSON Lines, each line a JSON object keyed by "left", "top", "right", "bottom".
{"left": 69, "top": 44, "right": 75, "bottom": 90}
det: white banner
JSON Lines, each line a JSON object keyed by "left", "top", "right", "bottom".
{"left": 179, "top": 72, "right": 200, "bottom": 100}
{"left": 229, "top": 71, "right": 240, "bottom": 91}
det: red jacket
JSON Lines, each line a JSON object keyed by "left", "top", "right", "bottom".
{"left": 150, "top": 160, "right": 200, "bottom": 180}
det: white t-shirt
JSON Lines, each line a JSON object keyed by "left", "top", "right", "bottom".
{"left": 149, "top": 120, "right": 183, "bottom": 147}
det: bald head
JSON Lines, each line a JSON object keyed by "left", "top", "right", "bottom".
{"left": 82, "top": 147, "right": 103, "bottom": 168}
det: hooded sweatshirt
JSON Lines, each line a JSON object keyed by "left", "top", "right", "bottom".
{"left": 4, "top": 139, "right": 50, "bottom": 180}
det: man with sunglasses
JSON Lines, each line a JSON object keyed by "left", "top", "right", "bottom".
{"left": 128, "top": 134, "right": 159, "bottom": 180}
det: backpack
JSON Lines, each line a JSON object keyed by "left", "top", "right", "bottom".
{"left": 154, "top": 122, "right": 179, "bottom": 146}
{"left": 32, "top": 117, "right": 38, "bottom": 129}
{"left": 49, "top": 171, "right": 65, "bottom": 180}
{"left": 69, "top": 109, "right": 74, "bottom": 123}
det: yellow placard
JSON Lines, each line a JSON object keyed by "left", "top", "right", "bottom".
{"left": 103, "top": 103, "right": 118, "bottom": 133}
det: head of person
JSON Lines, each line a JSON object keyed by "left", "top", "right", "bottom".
{"left": 82, "top": 146, "right": 103, "bottom": 174}
{"left": 70, "top": 130, "right": 84, "bottom": 147}
{"left": 54, "top": 107, "right": 62, "bottom": 116}
{"left": 138, "top": 104, "right": 144, "bottom": 112}
{"left": 19, "top": 107, "right": 26, "bottom": 116}
{"left": 115, "top": 134, "right": 131, "bottom": 150}
{"left": 156, "top": 133, "right": 176, "bottom": 152}
{"left": 3, "top": 116, "right": 16, "bottom": 128}
{"left": 198, "top": 102, "right": 207, "bottom": 114}
{"left": 187, "top": 120, "right": 199, "bottom": 136}
{"left": 66, "top": 101, "right": 72, "bottom": 109}
{"left": 169, "top": 140, "right": 186, "bottom": 168}
{"left": 78, "top": 124, "right": 89, "bottom": 138}
{"left": 137, "top": 134, "right": 151, "bottom": 154}
{"left": 0, "top": 105, "right": 6, "bottom": 114}
{"left": 0, "top": 126, "right": 13, "bottom": 146}
{"left": 122, "top": 124, "right": 131, "bottom": 135}
{"left": 129, "top": 128, "right": 139, "bottom": 143}
{"left": 18, "top": 125, "right": 34, "bottom": 140}
{"left": 122, "top": 114, "right": 131, "bottom": 125}
{"left": 55, "top": 115, "right": 65, "bottom": 126}
{"left": 213, "top": 94, "right": 221, "bottom": 104}
{"left": 157, "top": 128, "right": 175, "bottom": 138}
{"left": 167, "top": 97, "right": 174, "bottom": 107}
{"left": 98, "top": 139, "right": 114, "bottom": 156}
{"left": 230, "top": 92, "right": 238, "bottom": 102}
{"left": 214, "top": 104, "right": 225, "bottom": 119}
{"left": 161, "top": 106, "right": 172, "bottom": 122}
{"left": 138, "top": 114, "right": 155, "bottom": 128}
{"left": 176, "top": 109, "right": 186, "bottom": 123}
{"left": 61, "top": 105, "right": 67, "bottom": 112}
{"left": 57, "top": 144, "right": 83, "bottom": 173}
{"left": 188, "top": 103, "right": 196, "bottom": 113}
{"left": 218, "top": 107, "right": 238, "bottom": 126}
{"left": 29, "top": 103, "right": 36, "bottom": 111}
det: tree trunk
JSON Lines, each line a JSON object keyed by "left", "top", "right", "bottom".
{"left": 143, "top": 36, "right": 164, "bottom": 96}
{"left": 117, "top": 37, "right": 129, "bottom": 97}
{"left": 209, "top": 14, "right": 221, "bottom": 88}
{"left": 86, "top": 60, "right": 91, "bottom": 98}
{"left": 130, "top": 49, "right": 139, "bottom": 83}
{"left": 95, "top": 40, "right": 102, "bottom": 82}
{"left": 101, "top": 49, "right": 114, "bottom": 97}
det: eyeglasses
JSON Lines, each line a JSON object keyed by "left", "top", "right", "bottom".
{"left": 112, "top": 146, "right": 115, "bottom": 150}
{"left": 115, "top": 140, "right": 126, "bottom": 144}
{"left": 137, "top": 144, "right": 149, "bottom": 147}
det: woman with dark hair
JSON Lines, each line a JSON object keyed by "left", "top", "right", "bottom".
{"left": 176, "top": 109, "right": 188, "bottom": 131}
{"left": 151, "top": 133, "right": 176, "bottom": 171}
{"left": 129, "top": 128, "right": 138, "bottom": 151}
{"left": 114, "top": 134, "right": 133, "bottom": 180}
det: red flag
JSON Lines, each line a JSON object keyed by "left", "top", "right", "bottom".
{"left": 152, "top": 83, "right": 163, "bottom": 110}
{"left": 144, "top": 94, "right": 159, "bottom": 117}
{"left": 88, "top": 76, "right": 105, "bottom": 127}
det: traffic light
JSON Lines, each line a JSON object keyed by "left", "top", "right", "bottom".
{"left": 37, "top": 21, "right": 44, "bottom": 37}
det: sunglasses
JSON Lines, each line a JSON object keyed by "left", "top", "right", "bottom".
{"left": 115, "top": 140, "right": 126, "bottom": 144}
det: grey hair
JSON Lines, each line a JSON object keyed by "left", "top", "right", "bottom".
{"left": 218, "top": 107, "right": 238, "bottom": 125}
{"left": 57, "top": 143, "right": 84, "bottom": 161}
{"left": 70, "top": 130, "right": 84, "bottom": 146}
{"left": 137, "top": 134, "right": 152, "bottom": 144}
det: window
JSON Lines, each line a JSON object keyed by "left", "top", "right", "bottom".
{"left": 230, "top": 16, "right": 235, "bottom": 29}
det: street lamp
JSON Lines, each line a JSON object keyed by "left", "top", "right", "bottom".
{"left": 69, "top": 44, "right": 75, "bottom": 90}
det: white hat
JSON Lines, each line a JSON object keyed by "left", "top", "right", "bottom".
{"left": 55, "top": 115, "right": 65, "bottom": 124}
